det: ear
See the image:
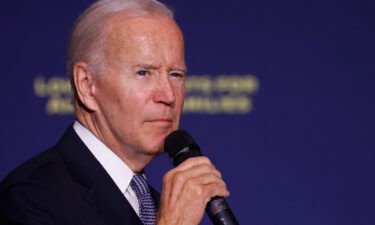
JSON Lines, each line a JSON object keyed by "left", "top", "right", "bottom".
{"left": 73, "top": 62, "right": 99, "bottom": 111}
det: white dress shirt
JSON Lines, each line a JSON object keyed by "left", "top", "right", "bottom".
{"left": 73, "top": 121, "right": 140, "bottom": 216}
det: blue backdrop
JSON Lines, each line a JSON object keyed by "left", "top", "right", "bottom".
{"left": 1, "top": 0, "right": 374, "bottom": 224}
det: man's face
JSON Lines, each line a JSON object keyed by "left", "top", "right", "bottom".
{"left": 92, "top": 15, "right": 185, "bottom": 160}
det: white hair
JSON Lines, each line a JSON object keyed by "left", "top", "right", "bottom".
{"left": 67, "top": 0, "right": 174, "bottom": 100}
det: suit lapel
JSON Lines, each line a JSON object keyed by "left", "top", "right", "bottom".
{"left": 86, "top": 168, "right": 143, "bottom": 225}
{"left": 56, "top": 125, "right": 143, "bottom": 225}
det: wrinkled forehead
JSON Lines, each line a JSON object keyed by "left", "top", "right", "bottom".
{"left": 105, "top": 13, "right": 183, "bottom": 50}
{"left": 103, "top": 13, "right": 184, "bottom": 66}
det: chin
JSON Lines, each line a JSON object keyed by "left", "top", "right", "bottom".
{"left": 141, "top": 145, "right": 164, "bottom": 157}
{"left": 141, "top": 136, "right": 165, "bottom": 156}
{"left": 140, "top": 125, "right": 177, "bottom": 155}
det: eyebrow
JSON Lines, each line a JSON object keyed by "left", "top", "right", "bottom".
{"left": 134, "top": 63, "right": 188, "bottom": 73}
{"left": 173, "top": 66, "right": 188, "bottom": 74}
{"left": 134, "top": 63, "right": 159, "bottom": 70}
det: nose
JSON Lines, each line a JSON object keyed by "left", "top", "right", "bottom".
{"left": 152, "top": 75, "right": 176, "bottom": 106}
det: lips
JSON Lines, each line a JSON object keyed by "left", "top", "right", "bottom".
{"left": 145, "top": 119, "right": 173, "bottom": 130}
{"left": 146, "top": 118, "right": 173, "bottom": 123}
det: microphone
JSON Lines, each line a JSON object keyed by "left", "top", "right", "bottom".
{"left": 164, "top": 130, "right": 239, "bottom": 225}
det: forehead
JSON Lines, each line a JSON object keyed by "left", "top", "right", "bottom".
{"left": 103, "top": 13, "right": 185, "bottom": 70}
{"left": 105, "top": 14, "right": 183, "bottom": 50}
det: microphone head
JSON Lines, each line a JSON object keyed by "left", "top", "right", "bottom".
{"left": 164, "top": 130, "right": 202, "bottom": 166}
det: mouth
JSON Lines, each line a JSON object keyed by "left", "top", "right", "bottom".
{"left": 145, "top": 118, "right": 173, "bottom": 124}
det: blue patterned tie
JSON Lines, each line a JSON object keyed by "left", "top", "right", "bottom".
{"left": 130, "top": 173, "right": 157, "bottom": 225}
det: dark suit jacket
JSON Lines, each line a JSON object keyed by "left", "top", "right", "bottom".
{"left": 0, "top": 125, "right": 160, "bottom": 225}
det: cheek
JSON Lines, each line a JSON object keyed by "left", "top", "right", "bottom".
{"left": 118, "top": 86, "right": 150, "bottom": 120}
{"left": 96, "top": 80, "right": 137, "bottom": 120}
{"left": 93, "top": 79, "right": 119, "bottom": 111}
{"left": 175, "top": 85, "right": 185, "bottom": 106}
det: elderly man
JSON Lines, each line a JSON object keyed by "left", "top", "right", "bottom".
{"left": 0, "top": 0, "right": 229, "bottom": 224}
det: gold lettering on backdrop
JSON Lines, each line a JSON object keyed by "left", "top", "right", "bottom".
{"left": 185, "top": 75, "right": 212, "bottom": 95}
{"left": 34, "top": 76, "right": 46, "bottom": 97}
{"left": 33, "top": 75, "right": 73, "bottom": 115}
{"left": 33, "top": 75, "right": 259, "bottom": 115}
{"left": 46, "top": 96, "right": 74, "bottom": 115}
{"left": 183, "top": 96, "right": 251, "bottom": 114}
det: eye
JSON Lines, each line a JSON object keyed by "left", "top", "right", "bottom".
{"left": 170, "top": 72, "right": 185, "bottom": 79}
{"left": 137, "top": 70, "right": 149, "bottom": 76}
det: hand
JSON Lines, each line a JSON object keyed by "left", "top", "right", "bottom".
{"left": 156, "top": 156, "right": 229, "bottom": 225}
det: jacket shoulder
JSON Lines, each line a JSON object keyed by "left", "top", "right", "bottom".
{"left": 0, "top": 146, "right": 68, "bottom": 194}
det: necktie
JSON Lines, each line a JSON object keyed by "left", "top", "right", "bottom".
{"left": 130, "top": 173, "right": 157, "bottom": 225}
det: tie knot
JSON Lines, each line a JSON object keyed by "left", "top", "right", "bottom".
{"left": 131, "top": 173, "right": 151, "bottom": 198}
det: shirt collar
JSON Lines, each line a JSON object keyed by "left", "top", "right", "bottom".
{"left": 73, "top": 121, "right": 134, "bottom": 194}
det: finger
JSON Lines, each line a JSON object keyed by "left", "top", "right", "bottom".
{"left": 185, "top": 171, "right": 226, "bottom": 186}
{"left": 164, "top": 163, "right": 222, "bottom": 202}
{"left": 180, "top": 176, "right": 229, "bottom": 203}
{"left": 175, "top": 163, "right": 222, "bottom": 180}
{"left": 162, "top": 166, "right": 226, "bottom": 208}
{"left": 162, "top": 156, "right": 215, "bottom": 200}
{"left": 206, "top": 182, "right": 230, "bottom": 199}
{"left": 173, "top": 156, "right": 214, "bottom": 172}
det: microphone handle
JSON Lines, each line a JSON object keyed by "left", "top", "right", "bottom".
{"left": 171, "top": 147, "right": 240, "bottom": 225}
{"left": 165, "top": 131, "right": 240, "bottom": 225}
{"left": 206, "top": 197, "right": 239, "bottom": 225}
